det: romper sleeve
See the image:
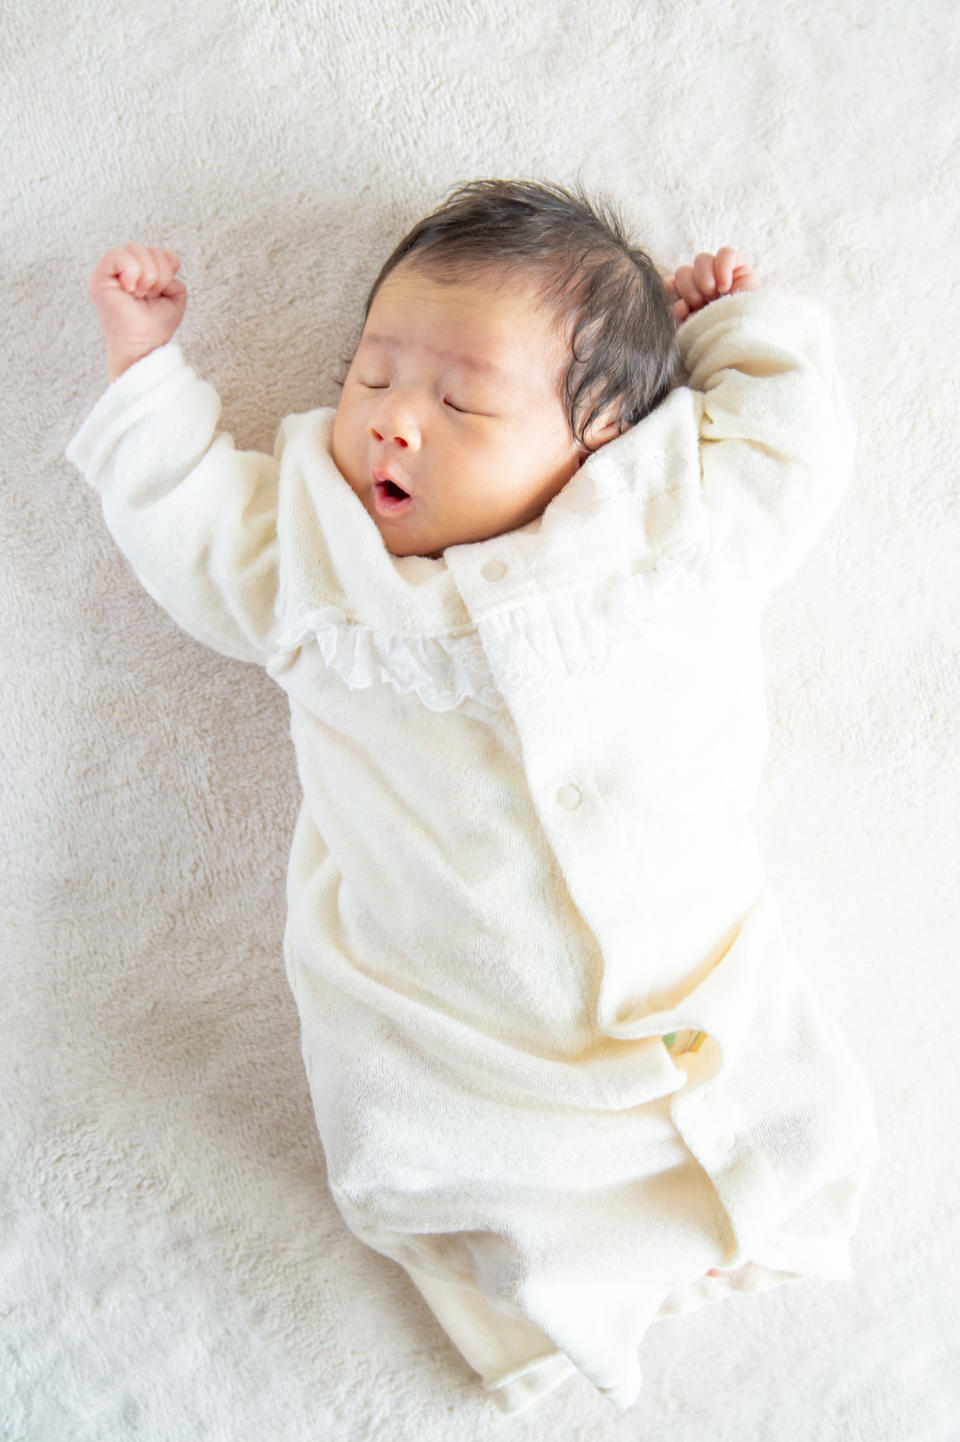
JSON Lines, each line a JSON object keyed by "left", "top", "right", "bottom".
{"left": 65, "top": 342, "right": 281, "bottom": 665}
{"left": 677, "top": 291, "right": 856, "bottom": 598}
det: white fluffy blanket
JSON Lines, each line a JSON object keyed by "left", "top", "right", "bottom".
{"left": 3, "top": 1, "right": 957, "bottom": 1438}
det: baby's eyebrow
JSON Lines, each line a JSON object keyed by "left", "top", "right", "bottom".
{"left": 361, "top": 331, "right": 508, "bottom": 382}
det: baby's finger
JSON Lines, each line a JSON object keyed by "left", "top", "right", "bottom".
{"left": 124, "top": 242, "right": 161, "bottom": 297}
{"left": 158, "top": 250, "right": 183, "bottom": 288}
{"left": 91, "top": 244, "right": 140, "bottom": 294}
{"left": 692, "top": 253, "right": 719, "bottom": 301}
{"left": 150, "top": 252, "right": 180, "bottom": 295}
{"left": 671, "top": 264, "right": 703, "bottom": 311}
{"left": 730, "top": 261, "right": 759, "bottom": 293}
{"left": 714, "top": 247, "right": 745, "bottom": 294}
{"left": 107, "top": 245, "right": 152, "bottom": 296}
{"left": 662, "top": 275, "right": 683, "bottom": 317}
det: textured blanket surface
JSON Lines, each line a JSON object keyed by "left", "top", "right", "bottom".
{"left": 3, "top": 2, "right": 958, "bottom": 1439}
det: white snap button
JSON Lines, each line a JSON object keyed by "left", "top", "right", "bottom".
{"left": 716, "top": 1131, "right": 737, "bottom": 1155}
{"left": 555, "top": 783, "right": 581, "bottom": 810}
{"left": 480, "top": 559, "right": 507, "bottom": 582}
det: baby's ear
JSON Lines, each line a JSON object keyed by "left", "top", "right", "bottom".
{"left": 580, "top": 404, "right": 622, "bottom": 452}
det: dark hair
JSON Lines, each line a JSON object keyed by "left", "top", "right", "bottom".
{"left": 363, "top": 179, "right": 678, "bottom": 449}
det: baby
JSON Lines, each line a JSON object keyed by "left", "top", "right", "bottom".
{"left": 68, "top": 180, "right": 877, "bottom": 1412}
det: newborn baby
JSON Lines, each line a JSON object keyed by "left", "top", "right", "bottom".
{"left": 67, "top": 180, "right": 877, "bottom": 1412}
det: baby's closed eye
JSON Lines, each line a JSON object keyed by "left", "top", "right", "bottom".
{"left": 443, "top": 396, "right": 497, "bottom": 417}
{"left": 358, "top": 376, "right": 493, "bottom": 417}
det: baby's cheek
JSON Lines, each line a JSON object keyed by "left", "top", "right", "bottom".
{"left": 331, "top": 407, "right": 360, "bottom": 482}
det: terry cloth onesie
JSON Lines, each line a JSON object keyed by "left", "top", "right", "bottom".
{"left": 66, "top": 291, "right": 878, "bottom": 1413}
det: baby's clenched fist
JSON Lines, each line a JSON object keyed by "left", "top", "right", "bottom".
{"left": 663, "top": 249, "right": 758, "bottom": 325}
{"left": 89, "top": 244, "right": 187, "bottom": 381}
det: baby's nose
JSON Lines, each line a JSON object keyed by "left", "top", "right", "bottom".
{"left": 370, "top": 393, "right": 421, "bottom": 450}
{"left": 370, "top": 424, "right": 411, "bottom": 449}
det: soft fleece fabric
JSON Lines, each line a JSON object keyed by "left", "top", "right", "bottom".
{"left": 65, "top": 291, "right": 877, "bottom": 1410}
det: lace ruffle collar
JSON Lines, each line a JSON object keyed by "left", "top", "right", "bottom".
{"left": 275, "top": 550, "right": 709, "bottom": 712}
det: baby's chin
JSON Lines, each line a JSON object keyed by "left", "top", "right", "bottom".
{"left": 381, "top": 529, "right": 446, "bottom": 561}
{"left": 367, "top": 508, "right": 444, "bottom": 559}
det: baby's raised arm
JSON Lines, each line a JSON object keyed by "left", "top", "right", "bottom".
{"left": 88, "top": 244, "right": 187, "bottom": 381}
{"left": 663, "top": 249, "right": 758, "bottom": 325}
{"left": 69, "top": 247, "right": 281, "bottom": 665}
{"left": 671, "top": 265, "right": 854, "bottom": 599}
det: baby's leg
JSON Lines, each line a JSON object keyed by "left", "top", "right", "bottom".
{"left": 403, "top": 1260, "right": 578, "bottom": 1412}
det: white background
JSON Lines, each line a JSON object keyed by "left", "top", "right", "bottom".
{"left": 2, "top": 1, "right": 957, "bottom": 1437}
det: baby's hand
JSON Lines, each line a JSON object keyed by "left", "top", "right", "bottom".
{"left": 662, "top": 249, "right": 757, "bottom": 325}
{"left": 88, "top": 244, "right": 187, "bottom": 380}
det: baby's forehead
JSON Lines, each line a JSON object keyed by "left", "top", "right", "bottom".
{"left": 364, "top": 259, "right": 571, "bottom": 352}
{"left": 354, "top": 265, "right": 573, "bottom": 406}
{"left": 361, "top": 326, "right": 508, "bottom": 380}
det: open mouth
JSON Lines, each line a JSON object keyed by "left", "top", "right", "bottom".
{"left": 373, "top": 478, "right": 414, "bottom": 515}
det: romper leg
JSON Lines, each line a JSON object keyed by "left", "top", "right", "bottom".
{"left": 402, "top": 1260, "right": 578, "bottom": 1412}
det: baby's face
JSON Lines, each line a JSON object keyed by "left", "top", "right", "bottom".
{"left": 331, "top": 263, "right": 585, "bottom": 557}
